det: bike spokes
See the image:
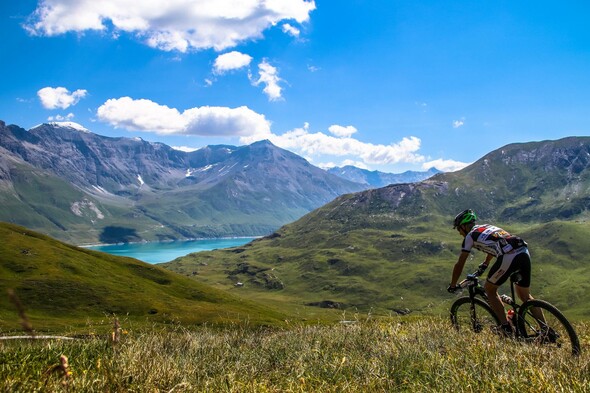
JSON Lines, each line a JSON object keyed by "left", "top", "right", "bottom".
{"left": 517, "top": 299, "right": 580, "bottom": 356}
{"left": 450, "top": 297, "right": 499, "bottom": 335}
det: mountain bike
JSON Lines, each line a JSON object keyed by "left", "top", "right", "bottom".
{"left": 449, "top": 269, "right": 581, "bottom": 356}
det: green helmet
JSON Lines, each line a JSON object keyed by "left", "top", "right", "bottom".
{"left": 453, "top": 209, "right": 477, "bottom": 229}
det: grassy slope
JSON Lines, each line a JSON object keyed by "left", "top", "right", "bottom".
{"left": 3, "top": 318, "right": 588, "bottom": 391}
{"left": 0, "top": 223, "right": 287, "bottom": 332}
{"left": 163, "top": 139, "right": 590, "bottom": 320}
{"left": 0, "top": 162, "right": 180, "bottom": 245}
{"left": 163, "top": 214, "right": 590, "bottom": 321}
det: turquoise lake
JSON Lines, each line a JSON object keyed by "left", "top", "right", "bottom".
{"left": 87, "top": 237, "right": 257, "bottom": 264}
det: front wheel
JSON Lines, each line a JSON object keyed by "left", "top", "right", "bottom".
{"left": 517, "top": 299, "right": 581, "bottom": 356}
{"left": 450, "top": 296, "right": 500, "bottom": 334}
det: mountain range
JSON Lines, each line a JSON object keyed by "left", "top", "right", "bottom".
{"left": 327, "top": 166, "right": 440, "bottom": 188}
{"left": 163, "top": 136, "right": 590, "bottom": 319}
{"left": 2, "top": 130, "right": 589, "bottom": 326}
{"left": 0, "top": 120, "right": 372, "bottom": 244}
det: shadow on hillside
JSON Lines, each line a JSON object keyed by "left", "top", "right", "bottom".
{"left": 99, "top": 226, "right": 141, "bottom": 244}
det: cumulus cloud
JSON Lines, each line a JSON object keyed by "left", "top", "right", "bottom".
{"left": 96, "top": 97, "right": 271, "bottom": 136}
{"left": 251, "top": 60, "right": 283, "bottom": 101}
{"left": 328, "top": 125, "right": 357, "bottom": 138}
{"left": 452, "top": 119, "right": 465, "bottom": 128}
{"left": 48, "top": 113, "right": 75, "bottom": 121}
{"left": 422, "top": 158, "right": 470, "bottom": 172}
{"left": 213, "top": 51, "right": 252, "bottom": 74}
{"left": 25, "top": 0, "right": 316, "bottom": 52}
{"left": 95, "top": 99, "right": 464, "bottom": 171}
{"left": 241, "top": 123, "right": 425, "bottom": 166}
{"left": 38, "top": 86, "right": 87, "bottom": 109}
{"left": 282, "top": 23, "right": 300, "bottom": 37}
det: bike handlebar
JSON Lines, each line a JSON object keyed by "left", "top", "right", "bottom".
{"left": 458, "top": 270, "right": 483, "bottom": 289}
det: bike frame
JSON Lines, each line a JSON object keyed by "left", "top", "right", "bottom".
{"left": 455, "top": 270, "right": 581, "bottom": 355}
{"left": 460, "top": 271, "right": 527, "bottom": 338}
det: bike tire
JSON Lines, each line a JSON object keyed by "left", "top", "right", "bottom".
{"left": 450, "top": 296, "right": 500, "bottom": 334}
{"left": 516, "top": 299, "right": 581, "bottom": 356}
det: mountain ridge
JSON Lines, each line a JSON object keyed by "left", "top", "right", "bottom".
{"left": 0, "top": 120, "right": 366, "bottom": 244}
{"left": 328, "top": 165, "right": 440, "bottom": 188}
{"left": 163, "top": 136, "right": 590, "bottom": 319}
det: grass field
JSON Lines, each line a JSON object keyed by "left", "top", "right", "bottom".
{"left": 0, "top": 222, "right": 288, "bottom": 332}
{"left": 163, "top": 219, "right": 590, "bottom": 322}
{"left": 2, "top": 316, "right": 589, "bottom": 392}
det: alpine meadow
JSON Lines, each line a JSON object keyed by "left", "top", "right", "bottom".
{"left": 3, "top": 0, "right": 590, "bottom": 389}
{"left": 2, "top": 135, "right": 590, "bottom": 391}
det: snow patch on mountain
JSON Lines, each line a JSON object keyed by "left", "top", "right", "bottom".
{"left": 48, "top": 122, "right": 91, "bottom": 133}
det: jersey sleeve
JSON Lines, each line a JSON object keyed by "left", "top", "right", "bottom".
{"left": 461, "top": 234, "right": 474, "bottom": 253}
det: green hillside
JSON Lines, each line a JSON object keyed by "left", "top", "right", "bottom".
{"left": 0, "top": 222, "right": 287, "bottom": 333}
{"left": 163, "top": 217, "right": 590, "bottom": 320}
{"left": 163, "top": 138, "right": 590, "bottom": 320}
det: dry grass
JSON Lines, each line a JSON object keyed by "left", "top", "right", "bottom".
{"left": 1, "top": 317, "right": 589, "bottom": 392}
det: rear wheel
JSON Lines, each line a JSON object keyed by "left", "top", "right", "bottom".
{"left": 517, "top": 299, "right": 580, "bottom": 356}
{"left": 450, "top": 297, "right": 500, "bottom": 334}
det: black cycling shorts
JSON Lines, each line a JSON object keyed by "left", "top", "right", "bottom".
{"left": 486, "top": 248, "right": 531, "bottom": 288}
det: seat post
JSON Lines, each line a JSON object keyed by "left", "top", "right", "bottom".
{"left": 509, "top": 272, "right": 521, "bottom": 303}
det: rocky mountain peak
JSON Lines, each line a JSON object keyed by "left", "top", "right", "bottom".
{"left": 0, "top": 120, "right": 367, "bottom": 243}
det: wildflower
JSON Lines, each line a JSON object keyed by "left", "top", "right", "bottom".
{"left": 43, "top": 354, "right": 72, "bottom": 388}
{"left": 111, "top": 318, "right": 121, "bottom": 343}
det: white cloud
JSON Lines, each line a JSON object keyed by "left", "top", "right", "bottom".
{"left": 316, "top": 160, "right": 369, "bottom": 170}
{"left": 282, "top": 23, "right": 300, "bottom": 37}
{"left": 25, "top": 0, "right": 316, "bottom": 52}
{"left": 213, "top": 51, "right": 252, "bottom": 74}
{"left": 38, "top": 87, "right": 87, "bottom": 109}
{"left": 341, "top": 159, "right": 369, "bottom": 169}
{"left": 328, "top": 125, "right": 357, "bottom": 138}
{"left": 422, "top": 158, "right": 470, "bottom": 172}
{"left": 241, "top": 123, "right": 425, "bottom": 166}
{"left": 172, "top": 145, "right": 200, "bottom": 152}
{"left": 96, "top": 97, "right": 271, "bottom": 136}
{"left": 452, "top": 119, "right": 465, "bottom": 128}
{"left": 48, "top": 113, "right": 75, "bottom": 121}
{"left": 251, "top": 60, "right": 283, "bottom": 101}
{"left": 96, "top": 96, "right": 463, "bottom": 171}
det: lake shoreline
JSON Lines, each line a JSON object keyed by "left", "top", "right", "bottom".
{"left": 84, "top": 237, "right": 260, "bottom": 264}
{"left": 78, "top": 235, "right": 262, "bottom": 248}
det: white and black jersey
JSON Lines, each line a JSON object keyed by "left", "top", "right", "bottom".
{"left": 462, "top": 224, "right": 527, "bottom": 257}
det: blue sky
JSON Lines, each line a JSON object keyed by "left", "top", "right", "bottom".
{"left": 1, "top": 1, "right": 589, "bottom": 173}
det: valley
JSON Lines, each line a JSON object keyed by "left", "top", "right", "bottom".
{"left": 1, "top": 133, "right": 589, "bottom": 332}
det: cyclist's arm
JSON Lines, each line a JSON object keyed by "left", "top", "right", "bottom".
{"left": 482, "top": 253, "right": 494, "bottom": 267}
{"left": 450, "top": 251, "right": 470, "bottom": 287}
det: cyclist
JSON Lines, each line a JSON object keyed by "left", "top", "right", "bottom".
{"left": 447, "top": 209, "right": 543, "bottom": 335}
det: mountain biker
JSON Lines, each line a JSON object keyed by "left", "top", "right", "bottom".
{"left": 447, "top": 209, "right": 543, "bottom": 335}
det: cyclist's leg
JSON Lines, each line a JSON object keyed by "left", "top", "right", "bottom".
{"left": 515, "top": 285, "right": 545, "bottom": 323}
{"left": 484, "top": 280, "right": 508, "bottom": 323}
{"left": 486, "top": 253, "right": 520, "bottom": 326}
{"left": 513, "top": 250, "right": 546, "bottom": 323}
